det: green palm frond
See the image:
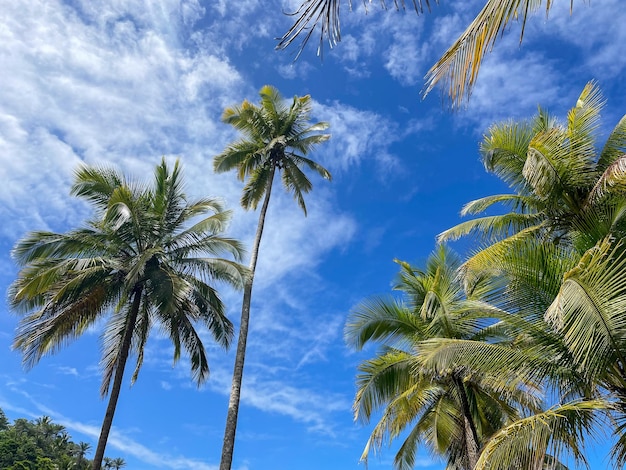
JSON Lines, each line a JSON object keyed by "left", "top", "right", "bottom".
{"left": 424, "top": 0, "right": 553, "bottom": 107}
{"left": 71, "top": 165, "right": 126, "bottom": 210}
{"left": 480, "top": 119, "right": 536, "bottom": 191}
{"left": 214, "top": 85, "right": 331, "bottom": 214}
{"left": 476, "top": 400, "right": 606, "bottom": 470}
{"left": 597, "top": 115, "right": 626, "bottom": 171}
{"left": 438, "top": 213, "right": 542, "bottom": 243}
{"left": 546, "top": 238, "right": 626, "bottom": 386}
{"left": 460, "top": 194, "right": 539, "bottom": 216}
{"left": 566, "top": 81, "right": 604, "bottom": 166}
{"left": 346, "top": 297, "right": 427, "bottom": 350}
{"left": 586, "top": 154, "right": 626, "bottom": 205}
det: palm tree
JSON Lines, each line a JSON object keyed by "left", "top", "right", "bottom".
{"left": 213, "top": 85, "right": 331, "bottom": 470}
{"left": 346, "top": 246, "right": 543, "bottom": 470}
{"left": 277, "top": 0, "right": 591, "bottom": 106}
{"left": 430, "top": 82, "right": 626, "bottom": 466}
{"left": 439, "top": 81, "right": 626, "bottom": 268}
{"left": 73, "top": 441, "right": 91, "bottom": 469}
{"left": 9, "top": 158, "right": 247, "bottom": 470}
{"left": 109, "top": 457, "right": 125, "bottom": 469}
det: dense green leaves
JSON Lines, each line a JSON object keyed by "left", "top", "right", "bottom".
{"left": 0, "top": 410, "right": 124, "bottom": 470}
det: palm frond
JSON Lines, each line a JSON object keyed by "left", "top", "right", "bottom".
{"left": 597, "top": 114, "right": 626, "bottom": 171}
{"left": 476, "top": 400, "right": 605, "bottom": 470}
{"left": 423, "top": 0, "right": 553, "bottom": 107}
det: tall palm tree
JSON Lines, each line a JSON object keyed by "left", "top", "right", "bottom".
{"left": 346, "top": 246, "right": 543, "bottom": 470}
{"left": 277, "top": 0, "right": 591, "bottom": 106}
{"left": 213, "top": 85, "right": 331, "bottom": 470}
{"left": 9, "top": 158, "right": 247, "bottom": 470}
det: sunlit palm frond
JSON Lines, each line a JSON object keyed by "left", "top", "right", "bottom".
{"left": 423, "top": 0, "right": 554, "bottom": 107}
{"left": 546, "top": 238, "right": 626, "bottom": 386}
{"left": 460, "top": 194, "right": 539, "bottom": 216}
{"left": 475, "top": 400, "right": 606, "bottom": 470}
{"left": 598, "top": 114, "right": 626, "bottom": 171}
{"left": 346, "top": 297, "right": 427, "bottom": 350}
{"left": 438, "top": 213, "right": 542, "bottom": 243}
{"left": 480, "top": 119, "right": 536, "bottom": 191}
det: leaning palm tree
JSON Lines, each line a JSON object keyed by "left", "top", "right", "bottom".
{"left": 346, "top": 246, "right": 543, "bottom": 470}
{"left": 277, "top": 0, "right": 588, "bottom": 107}
{"left": 9, "top": 158, "right": 247, "bottom": 470}
{"left": 214, "top": 85, "right": 331, "bottom": 470}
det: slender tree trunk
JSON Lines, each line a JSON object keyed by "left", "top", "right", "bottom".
{"left": 220, "top": 166, "right": 276, "bottom": 470}
{"left": 453, "top": 375, "right": 480, "bottom": 470}
{"left": 92, "top": 287, "right": 143, "bottom": 470}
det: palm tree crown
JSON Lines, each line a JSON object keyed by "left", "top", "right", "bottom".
{"left": 10, "top": 158, "right": 247, "bottom": 470}
{"left": 214, "top": 84, "right": 331, "bottom": 214}
{"left": 346, "top": 246, "right": 541, "bottom": 470}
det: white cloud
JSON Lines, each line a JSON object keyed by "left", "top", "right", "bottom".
{"left": 316, "top": 101, "right": 402, "bottom": 172}
{"left": 57, "top": 366, "right": 79, "bottom": 376}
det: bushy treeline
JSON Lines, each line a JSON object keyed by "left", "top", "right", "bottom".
{"left": 0, "top": 408, "right": 124, "bottom": 469}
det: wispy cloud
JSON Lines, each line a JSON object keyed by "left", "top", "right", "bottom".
{"left": 1, "top": 388, "right": 222, "bottom": 470}
{"left": 56, "top": 366, "right": 79, "bottom": 376}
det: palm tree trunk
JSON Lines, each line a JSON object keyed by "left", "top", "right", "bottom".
{"left": 453, "top": 375, "right": 480, "bottom": 470}
{"left": 220, "top": 166, "right": 276, "bottom": 470}
{"left": 92, "top": 287, "right": 143, "bottom": 470}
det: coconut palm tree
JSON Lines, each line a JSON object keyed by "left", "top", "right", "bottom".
{"left": 213, "top": 85, "right": 331, "bottom": 470}
{"left": 108, "top": 457, "right": 125, "bottom": 469}
{"left": 439, "top": 81, "right": 626, "bottom": 269}
{"left": 346, "top": 246, "right": 545, "bottom": 470}
{"left": 9, "top": 158, "right": 247, "bottom": 470}
{"left": 430, "top": 82, "right": 626, "bottom": 467}
{"left": 277, "top": 0, "right": 582, "bottom": 106}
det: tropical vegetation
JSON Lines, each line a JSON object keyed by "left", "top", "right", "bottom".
{"left": 0, "top": 408, "right": 124, "bottom": 469}
{"left": 7, "top": 79, "right": 626, "bottom": 470}
{"left": 409, "top": 82, "right": 626, "bottom": 467}
{"left": 346, "top": 246, "right": 545, "bottom": 469}
{"left": 9, "top": 159, "right": 247, "bottom": 470}
{"left": 213, "top": 84, "right": 332, "bottom": 470}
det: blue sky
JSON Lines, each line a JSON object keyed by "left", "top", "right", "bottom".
{"left": 1, "top": 0, "right": 625, "bottom": 469}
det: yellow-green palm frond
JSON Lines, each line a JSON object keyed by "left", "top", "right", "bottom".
{"left": 480, "top": 119, "right": 536, "bottom": 190}
{"left": 461, "top": 194, "right": 540, "bottom": 216}
{"left": 476, "top": 399, "right": 606, "bottom": 470}
{"left": 438, "top": 213, "right": 542, "bottom": 244}
{"left": 597, "top": 114, "right": 626, "bottom": 171}
{"left": 545, "top": 238, "right": 626, "bottom": 386}
{"left": 423, "top": 0, "right": 555, "bottom": 108}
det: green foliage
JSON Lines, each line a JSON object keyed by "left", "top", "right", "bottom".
{"left": 214, "top": 85, "right": 331, "bottom": 215}
{"left": 9, "top": 158, "right": 248, "bottom": 469}
{"left": 0, "top": 409, "right": 123, "bottom": 469}
{"left": 428, "top": 82, "right": 626, "bottom": 468}
{"left": 347, "top": 246, "right": 543, "bottom": 470}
